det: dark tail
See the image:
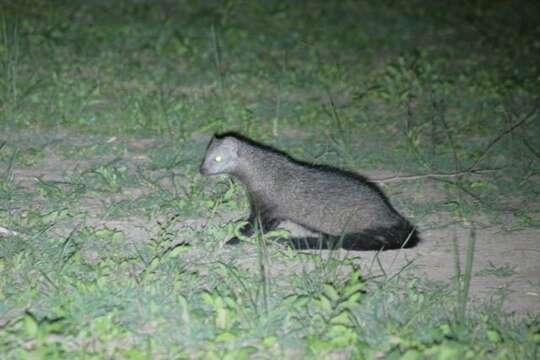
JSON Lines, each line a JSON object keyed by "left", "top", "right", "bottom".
{"left": 282, "top": 224, "right": 420, "bottom": 251}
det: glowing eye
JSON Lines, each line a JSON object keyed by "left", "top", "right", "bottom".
{"left": 215, "top": 156, "right": 222, "bottom": 162}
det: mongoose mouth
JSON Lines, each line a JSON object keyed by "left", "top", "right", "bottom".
{"left": 199, "top": 164, "right": 208, "bottom": 175}
{"left": 199, "top": 163, "right": 216, "bottom": 176}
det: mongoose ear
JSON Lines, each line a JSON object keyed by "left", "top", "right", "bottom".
{"left": 209, "top": 136, "right": 220, "bottom": 147}
{"left": 222, "top": 137, "right": 239, "bottom": 155}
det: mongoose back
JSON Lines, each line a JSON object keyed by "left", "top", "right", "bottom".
{"left": 200, "top": 133, "right": 419, "bottom": 250}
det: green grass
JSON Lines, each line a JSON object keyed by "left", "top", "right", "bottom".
{"left": 1, "top": 0, "right": 539, "bottom": 358}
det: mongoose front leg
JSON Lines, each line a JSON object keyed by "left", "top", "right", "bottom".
{"left": 226, "top": 213, "right": 256, "bottom": 245}
{"left": 239, "top": 213, "right": 257, "bottom": 237}
{"left": 226, "top": 213, "right": 280, "bottom": 245}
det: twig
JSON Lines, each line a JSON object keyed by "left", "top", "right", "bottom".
{"left": 325, "top": 90, "right": 344, "bottom": 135}
{"left": 373, "top": 168, "right": 500, "bottom": 183}
{"left": 432, "top": 177, "right": 486, "bottom": 204}
{"left": 466, "top": 101, "right": 539, "bottom": 172}
{"left": 432, "top": 177, "right": 520, "bottom": 213}
{"left": 433, "top": 92, "right": 460, "bottom": 173}
{"left": 60, "top": 223, "right": 83, "bottom": 271}
{"left": 388, "top": 258, "right": 416, "bottom": 282}
{"left": 523, "top": 139, "right": 540, "bottom": 159}
{"left": 39, "top": 269, "right": 59, "bottom": 290}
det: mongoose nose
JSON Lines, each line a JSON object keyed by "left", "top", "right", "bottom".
{"left": 199, "top": 163, "right": 208, "bottom": 175}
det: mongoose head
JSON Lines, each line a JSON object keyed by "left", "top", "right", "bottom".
{"left": 200, "top": 136, "right": 240, "bottom": 176}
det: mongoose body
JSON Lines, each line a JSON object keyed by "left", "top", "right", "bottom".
{"left": 200, "top": 134, "right": 419, "bottom": 250}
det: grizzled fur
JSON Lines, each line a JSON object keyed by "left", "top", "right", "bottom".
{"left": 200, "top": 133, "right": 419, "bottom": 250}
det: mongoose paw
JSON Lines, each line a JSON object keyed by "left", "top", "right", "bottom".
{"left": 226, "top": 237, "right": 242, "bottom": 245}
{"left": 239, "top": 224, "right": 255, "bottom": 237}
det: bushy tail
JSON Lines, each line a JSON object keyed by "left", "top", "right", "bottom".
{"left": 283, "top": 223, "right": 420, "bottom": 251}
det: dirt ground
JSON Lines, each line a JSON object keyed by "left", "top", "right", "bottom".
{"left": 57, "top": 210, "right": 540, "bottom": 317}
{"left": 360, "top": 223, "right": 540, "bottom": 316}
{"left": 4, "top": 132, "right": 539, "bottom": 318}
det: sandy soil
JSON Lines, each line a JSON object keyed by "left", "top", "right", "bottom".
{"left": 356, "top": 224, "right": 540, "bottom": 316}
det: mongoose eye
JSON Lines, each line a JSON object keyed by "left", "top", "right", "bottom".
{"left": 215, "top": 156, "right": 222, "bottom": 162}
